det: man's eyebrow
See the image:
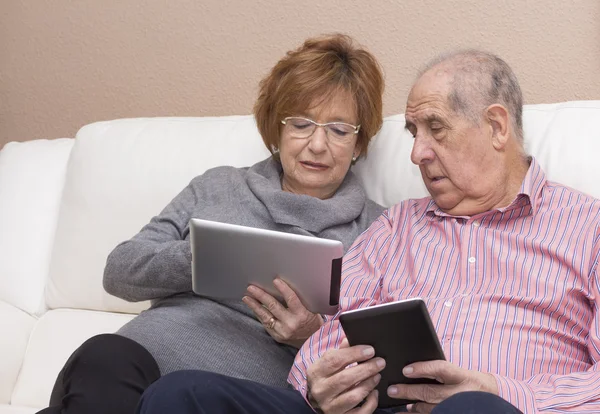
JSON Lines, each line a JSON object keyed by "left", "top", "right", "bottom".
{"left": 424, "top": 114, "right": 445, "bottom": 123}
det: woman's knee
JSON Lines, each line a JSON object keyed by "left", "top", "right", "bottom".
{"left": 65, "top": 334, "right": 158, "bottom": 376}
{"left": 77, "top": 334, "right": 144, "bottom": 356}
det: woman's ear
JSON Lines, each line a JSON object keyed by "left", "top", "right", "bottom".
{"left": 353, "top": 141, "right": 364, "bottom": 159}
{"left": 486, "top": 104, "right": 510, "bottom": 150}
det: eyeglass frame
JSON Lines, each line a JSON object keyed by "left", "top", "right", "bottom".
{"left": 280, "top": 116, "right": 361, "bottom": 143}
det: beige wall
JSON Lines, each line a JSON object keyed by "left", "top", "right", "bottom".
{"left": 1, "top": 0, "right": 599, "bottom": 148}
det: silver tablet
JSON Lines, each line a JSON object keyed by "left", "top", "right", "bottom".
{"left": 190, "top": 218, "right": 344, "bottom": 315}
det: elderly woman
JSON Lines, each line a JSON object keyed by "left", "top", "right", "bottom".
{"left": 38, "top": 33, "right": 385, "bottom": 414}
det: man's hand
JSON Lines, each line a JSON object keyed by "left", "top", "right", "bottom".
{"left": 243, "top": 278, "right": 323, "bottom": 348}
{"left": 387, "top": 360, "right": 499, "bottom": 413}
{"left": 307, "top": 339, "right": 386, "bottom": 414}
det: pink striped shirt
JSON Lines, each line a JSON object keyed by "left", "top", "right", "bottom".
{"left": 289, "top": 158, "right": 600, "bottom": 413}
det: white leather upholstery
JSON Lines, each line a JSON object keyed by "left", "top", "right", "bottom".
{"left": 0, "top": 301, "right": 35, "bottom": 405}
{"left": 1, "top": 101, "right": 599, "bottom": 412}
{"left": 0, "top": 406, "right": 38, "bottom": 414}
{"left": 0, "top": 139, "right": 74, "bottom": 316}
{"left": 11, "top": 309, "right": 134, "bottom": 409}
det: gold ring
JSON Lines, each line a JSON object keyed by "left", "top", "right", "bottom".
{"left": 267, "top": 316, "right": 276, "bottom": 330}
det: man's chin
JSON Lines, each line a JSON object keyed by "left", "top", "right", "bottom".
{"left": 432, "top": 195, "right": 462, "bottom": 214}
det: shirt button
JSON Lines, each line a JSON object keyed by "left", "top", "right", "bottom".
{"left": 473, "top": 221, "right": 480, "bottom": 227}
{"left": 468, "top": 257, "right": 476, "bottom": 264}
{"left": 444, "top": 301, "right": 453, "bottom": 307}
{"left": 461, "top": 293, "right": 468, "bottom": 297}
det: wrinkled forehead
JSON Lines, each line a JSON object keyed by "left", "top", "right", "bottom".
{"left": 405, "top": 69, "right": 453, "bottom": 119}
{"left": 408, "top": 68, "right": 452, "bottom": 103}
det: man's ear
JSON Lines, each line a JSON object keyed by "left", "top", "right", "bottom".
{"left": 485, "top": 104, "right": 510, "bottom": 150}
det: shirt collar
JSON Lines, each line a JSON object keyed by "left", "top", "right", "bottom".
{"left": 515, "top": 156, "right": 546, "bottom": 214}
{"left": 426, "top": 157, "right": 547, "bottom": 218}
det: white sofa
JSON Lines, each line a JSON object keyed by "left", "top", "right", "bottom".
{"left": 1, "top": 100, "right": 599, "bottom": 413}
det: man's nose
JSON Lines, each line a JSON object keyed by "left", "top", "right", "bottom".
{"left": 410, "top": 136, "right": 435, "bottom": 165}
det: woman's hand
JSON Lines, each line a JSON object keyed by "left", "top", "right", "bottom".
{"left": 242, "top": 278, "right": 324, "bottom": 348}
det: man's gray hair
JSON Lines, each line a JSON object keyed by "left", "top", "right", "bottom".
{"left": 419, "top": 50, "right": 524, "bottom": 143}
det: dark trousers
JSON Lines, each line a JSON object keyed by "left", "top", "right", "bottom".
{"left": 137, "top": 370, "right": 523, "bottom": 414}
{"left": 36, "top": 334, "right": 160, "bottom": 414}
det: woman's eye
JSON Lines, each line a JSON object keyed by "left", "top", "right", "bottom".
{"left": 330, "top": 127, "right": 349, "bottom": 136}
{"left": 292, "top": 122, "right": 311, "bottom": 129}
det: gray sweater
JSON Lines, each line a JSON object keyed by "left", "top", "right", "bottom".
{"left": 104, "top": 157, "right": 384, "bottom": 388}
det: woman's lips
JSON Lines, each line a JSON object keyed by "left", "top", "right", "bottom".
{"left": 300, "top": 161, "right": 328, "bottom": 170}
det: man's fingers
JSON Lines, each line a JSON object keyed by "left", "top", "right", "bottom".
{"left": 388, "top": 383, "right": 447, "bottom": 405}
{"left": 403, "top": 360, "right": 457, "bottom": 384}
{"left": 311, "top": 345, "right": 378, "bottom": 378}
{"left": 408, "top": 402, "right": 436, "bottom": 413}
{"left": 322, "top": 374, "right": 381, "bottom": 414}
{"left": 309, "top": 353, "right": 385, "bottom": 411}
{"left": 348, "top": 389, "right": 379, "bottom": 414}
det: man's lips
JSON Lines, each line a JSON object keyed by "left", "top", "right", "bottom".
{"left": 427, "top": 175, "right": 447, "bottom": 186}
{"left": 300, "top": 161, "right": 329, "bottom": 170}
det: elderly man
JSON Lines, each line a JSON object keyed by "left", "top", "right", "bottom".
{"left": 136, "top": 51, "right": 600, "bottom": 414}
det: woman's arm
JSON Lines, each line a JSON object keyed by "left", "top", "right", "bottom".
{"left": 103, "top": 179, "right": 199, "bottom": 302}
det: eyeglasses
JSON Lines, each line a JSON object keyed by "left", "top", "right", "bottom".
{"left": 281, "top": 117, "right": 360, "bottom": 144}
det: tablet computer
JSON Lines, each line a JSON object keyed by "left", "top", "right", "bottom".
{"left": 190, "top": 218, "right": 344, "bottom": 315}
{"left": 339, "top": 298, "right": 445, "bottom": 408}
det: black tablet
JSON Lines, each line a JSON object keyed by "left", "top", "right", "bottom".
{"left": 339, "top": 298, "right": 445, "bottom": 408}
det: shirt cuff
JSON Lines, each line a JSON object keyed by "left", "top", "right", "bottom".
{"left": 493, "top": 374, "right": 538, "bottom": 413}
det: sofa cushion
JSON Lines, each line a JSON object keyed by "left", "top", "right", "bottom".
{"left": 353, "top": 115, "right": 428, "bottom": 207}
{"left": 45, "top": 116, "right": 271, "bottom": 313}
{"left": 521, "top": 101, "right": 600, "bottom": 199}
{"left": 0, "top": 301, "right": 35, "bottom": 405}
{"left": 0, "top": 139, "right": 74, "bottom": 316}
{"left": 0, "top": 405, "right": 37, "bottom": 414}
{"left": 10, "top": 309, "right": 134, "bottom": 409}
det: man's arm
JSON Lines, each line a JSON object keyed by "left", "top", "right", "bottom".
{"left": 493, "top": 228, "right": 600, "bottom": 413}
{"left": 288, "top": 210, "right": 393, "bottom": 398}
{"left": 492, "top": 363, "right": 600, "bottom": 413}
